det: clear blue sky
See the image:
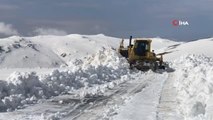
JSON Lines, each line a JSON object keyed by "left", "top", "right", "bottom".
{"left": 0, "top": 0, "right": 213, "bottom": 41}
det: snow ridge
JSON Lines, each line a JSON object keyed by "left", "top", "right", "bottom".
{"left": 173, "top": 54, "right": 213, "bottom": 120}
{"left": 0, "top": 49, "right": 130, "bottom": 112}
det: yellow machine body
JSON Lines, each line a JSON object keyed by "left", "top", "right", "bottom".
{"left": 119, "top": 37, "right": 164, "bottom": 70}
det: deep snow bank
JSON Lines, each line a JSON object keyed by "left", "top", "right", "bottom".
{"left": 0, "top": 49, "right": 130, "bottom": 112}
{"left": 173, "top": 54, "right": 213, "bottom": 120}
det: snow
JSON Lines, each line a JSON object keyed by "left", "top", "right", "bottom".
{"left": 0, "top": 49, "right": 130, "bottom": 112}
{"left": 0, "top": 34, "right": 119, "bottom": 68}
{"left": 157, "top": 38, "right": 213, "bottom": 61}
{"left": 113, "top": 71, "right": 168, "bottom": 120}
{"left": 0, "top": 36, "right": 65, "bottom": 68}
{"left": 0, "top": 34, "right": 178, "bottom": 68}
{"left": 113, "top": 54, "right": 213, "bottom": 120}
{"left": 172, "top": 55, "right": 213, "bottom": 120}
{"left": 1, "top": 34, "right": 213, "bottom": 120}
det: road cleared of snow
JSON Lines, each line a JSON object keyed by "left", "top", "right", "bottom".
{"left": 157, "top": 72, "right": 182, "bottom": 120}
{"left": 112, "top": 71, "right": 168, "bottom": 120}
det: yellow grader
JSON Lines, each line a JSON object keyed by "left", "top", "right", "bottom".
{"left": 118, "top": 36, "right": 166, "bottom": 71}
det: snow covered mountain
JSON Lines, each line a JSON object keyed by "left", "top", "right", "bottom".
{"left": 0, "top": 34, "right": 119, "bottom": 68}
{"left": 0, "top": 34, "right": 213, "bottom": 120}
{"left": 157, "top": 38, "right": 213, "bottom": 61}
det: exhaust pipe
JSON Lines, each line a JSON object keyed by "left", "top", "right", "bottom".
{"left": 129, "top": 36, "right": 132, "bottom": 46}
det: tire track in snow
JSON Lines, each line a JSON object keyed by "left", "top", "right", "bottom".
{"left": 112, "top": 72, "right": 168, "bottom": 120}
{"left": 157, "top": 73, "right": 183, "bottom": 120}
{"left": 61, "top": 77, "right": 148, "bottom": 120}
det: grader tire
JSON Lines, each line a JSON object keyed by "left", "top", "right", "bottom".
{"left": 150, "top": 62, "right": 158, "bottom": 71}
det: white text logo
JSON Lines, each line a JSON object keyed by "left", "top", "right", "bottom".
{"left": 172, "top": 20, "right": 189, "bottom": 26}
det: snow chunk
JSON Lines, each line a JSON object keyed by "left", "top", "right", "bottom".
{"left": 0, "top": 49, "right": 130, "bottom": 112}
{"left": 173, "top": 54, "right": 213, "bottom": 120}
